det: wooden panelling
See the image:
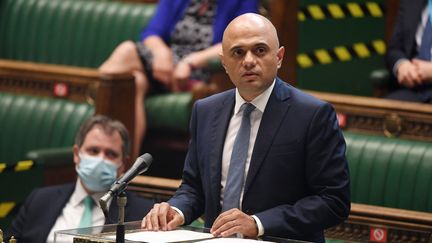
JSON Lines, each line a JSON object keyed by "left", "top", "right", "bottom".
{"left": 308, "top": 90, "right": 432, "bottom": 141}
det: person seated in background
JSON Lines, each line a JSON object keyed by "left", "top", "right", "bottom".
{"left": 386, "top": 0, "right": 432, "bottom": 103}
{"left": 5, "top": 115, "right": 153, "bottom": 243}
{"left": 99, "top": 0, "right": 259, "bottom": 154}
{"left": 141, "top": 13, "right": 350, "bottom": 243}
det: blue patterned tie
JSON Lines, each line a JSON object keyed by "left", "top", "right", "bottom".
{"left": 222, "top": 103, "right": 255, "bottom": 212}
{"left": 79, "top": 196, "right": 94, "bottom": 228}
{"left": 418, "top": 3, "right": 432, "bottom": 60}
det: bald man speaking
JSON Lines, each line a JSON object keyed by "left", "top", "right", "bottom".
{"left": 141, "top": 13, "right": 350, "bottom": 243}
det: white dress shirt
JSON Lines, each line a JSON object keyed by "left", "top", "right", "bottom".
{"left": 47, "top": 179, "right": 111, "bottom": 243}
{"left": 415, "top": 3, "right": 430, "bottom": 54}
{"left": 220, "top": 79, "right": 275, "bottom": 236}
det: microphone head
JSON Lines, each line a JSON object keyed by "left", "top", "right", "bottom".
{"left": 135, "top": 153, "right": 153, "bottom": 174}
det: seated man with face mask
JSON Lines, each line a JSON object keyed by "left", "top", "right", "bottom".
{"left": 5, "top": 115, "right": 153, "bottom": 243}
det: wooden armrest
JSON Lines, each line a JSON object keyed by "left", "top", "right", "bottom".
{"left": 350, "top": 203, "right": 432, "bottom": 231}
{"left": 307, "top": 90, "right": 432, "bottom": 141}
{"left": 129, "top": 175, "right": 181, "bottom": 202}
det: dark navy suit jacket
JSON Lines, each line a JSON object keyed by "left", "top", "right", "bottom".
{"left": 169, "top": 78, "right": 350, "bottom": 242}
{"left": 5, "top": 183, "right": 153, "bottom": 243}
{"left": 387, "top": 0, "right": 427, "bottom": 82}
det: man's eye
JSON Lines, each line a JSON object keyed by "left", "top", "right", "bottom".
{"left": 232, "top": 49, "right": 244, "bottom": 57}
{"left": 255, "top": 47, "right": 267, "bottom": 55}
{"left": 86, "top": 148, "right": 99, "bottom": 155}
{"left": 105, "top": 151, "right": 119, "bottom": 160}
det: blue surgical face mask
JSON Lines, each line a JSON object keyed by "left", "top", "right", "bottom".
{"left": 76, "top": 153, "right": 120, "bottom": 192}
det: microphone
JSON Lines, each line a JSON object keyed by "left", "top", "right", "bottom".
{"left": 100, "top": 153, "right": 153, "bottom": 211}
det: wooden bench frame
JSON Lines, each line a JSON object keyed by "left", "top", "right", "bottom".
{"left": 309, "top": 90, "right": 432, "bottom": 142}
{"left": 326, "top": 204, "right": 432, "bottom": 242}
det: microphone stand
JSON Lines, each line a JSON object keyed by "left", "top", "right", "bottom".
{"left": 116, "top": 191, "right": 127, "bottom": 243}
{"left": 101, "top": 153, "right": 153, "bottom": 242}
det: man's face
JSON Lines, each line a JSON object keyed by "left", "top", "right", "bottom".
{"left": 221, "top": 17, "right": 284, "bottom": 101}
{"left": 73, "top": 127, "right": 125, "bottom": 176}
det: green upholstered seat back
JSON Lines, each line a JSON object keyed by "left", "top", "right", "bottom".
{"left": 0, "top": 92, "right": 94, "bottom": 164}
{"left": 344, "top": 131, "right": 432, "bottom": 212}
{"left": 146, "top": 93, "right": 192, "bottom": 132}
{"left": 0, "top": 0, "right": 156, "bottom": 67}
{"left": 0, "top": 92, "right": 94, "bottom": 228}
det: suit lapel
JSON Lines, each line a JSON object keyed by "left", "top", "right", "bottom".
{"left": 244, "top": 79, "right": 291, "bottom": 195}
{"left": 407, "top": 0, "right": 427, "bottom": 44}
{"left": 208, "top": 91, "right": 235, "bottom": 212}
{"left": 41, "top": 183, "right": 75, "bottom": 240}
{"left": 411, "top": 0, "right": 427, "bottom": 30}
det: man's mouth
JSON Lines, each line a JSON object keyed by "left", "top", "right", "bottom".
{"left": 243, "top": 72, "right": 258, "bottom": 77}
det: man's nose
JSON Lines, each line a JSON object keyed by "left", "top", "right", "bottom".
{"left": 243, "top": 51, "right": 256, "bottom": 68}
{"left": 96, "top": 152, "right": 109, "bottom": 160}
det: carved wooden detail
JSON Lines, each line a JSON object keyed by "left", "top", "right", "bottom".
{"left": 326, "top": 221, "right": 431, "bottom": 243}
{"left": 308, "top": 90, "right": 432, "bottom": 142}
{"left": 0, "top": 76, "right": 93, "bottom": 104}
{"left": 326, "top": 203, "right": 432, "bottom": 243}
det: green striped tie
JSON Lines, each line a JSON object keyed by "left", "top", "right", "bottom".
{"left": 79, "top": 196, "right": 94, "bottom": 228}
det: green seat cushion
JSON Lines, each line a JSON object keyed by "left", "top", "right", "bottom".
{"left": 344, "top": 131, "right": 432, "bottom": 212}
{"left": 146, "top": 93, "right": 193, "bottom": 133}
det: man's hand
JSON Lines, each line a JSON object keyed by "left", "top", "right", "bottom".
{"left": 412, "top": 58, "right": 432, "bottom": 83}
{"left": 210, "top": 209, "right": 258, "bottom": 239}
{"left": 141, "top": 202, "right": 184, "bottom": 231}
{"left": 396, "top": 61, "right": 422, "bottom": 88}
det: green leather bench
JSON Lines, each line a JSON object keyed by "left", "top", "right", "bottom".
{"left": 324, "top": 131, "right": 432, "bottom": 242}
{"left": 0, "top": 0, "right": 192, "bottom": 134}
{"left": 344, "top": 131, "right": 432, "bottom": 212}
{"left": 0, "top": 93, "right": 93, "bottom": 164}
{"left": 0, "top": 92, "right": 94, "bottom": 228}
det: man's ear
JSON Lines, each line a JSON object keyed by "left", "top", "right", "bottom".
{"left": 276, "top": 46, "right": 285, "bottom": 69}
{"left": 73, "top": 145, "right": 80, "bottom": 167}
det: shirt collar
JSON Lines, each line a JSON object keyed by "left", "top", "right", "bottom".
{"left": 71, "top": 179, "right": 106, "bottom": 207}
{"left": 234, "top": 79, "right": 276, "bottom": 115}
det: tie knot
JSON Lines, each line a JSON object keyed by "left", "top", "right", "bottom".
{"left": 83, "top": 196, "right": 94, "bottom": 208}
{"left": 242, "top": 103, "right": 255, "bottom": 117}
